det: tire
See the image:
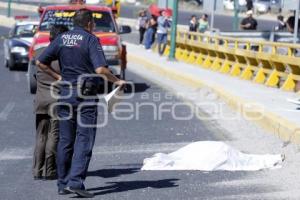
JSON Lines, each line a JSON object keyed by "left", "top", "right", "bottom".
{"left": 7, "top": 56, "right": 15, "bottom": 71}
{"left": 28, "top": 62, "right": 37, "bottom": 94}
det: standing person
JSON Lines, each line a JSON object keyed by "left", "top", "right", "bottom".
{"left": 274, "top": 15, "right": 286, "bottom": 31}
{"left": 246, "top": 0, "right": 253, "bottom": 11}
{"left": 36, "top": 9, "right": 126, "bottom": 198}
{"left": 189, "top": 15, "right": 198, "bottom": 32}
{"left": 286, "top": 15, "right": 300, "bottom": 33}
{"left": 33, "top": 25, "right": 69, "bottom": 181}
{"left": 137, "top": 9, "right": 148, "bottom": 45}
{"left": 144, "top": 16, "right": 157, "bottom": 50}
{"left": 240, "top": 10, "right": 257, "bottom": 30}
{"left": 157, "top": 10, "right": 171, "bottom": 55}
{"left": 151, "top": 15, "right": 158, "bottom": 46}
{"left": 198, "top": 14, "right": 209, "bottom": 33}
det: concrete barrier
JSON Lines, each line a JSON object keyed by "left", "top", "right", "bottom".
{"left": 157, "top": 30, "right": 300, "bottom": 92}
{"left": 126, "top": 43, "right": 300, "bottom": 144}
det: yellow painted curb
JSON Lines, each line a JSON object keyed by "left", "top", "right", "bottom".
{"left": 128, "top": 53, "right": 300, "bottom": 144}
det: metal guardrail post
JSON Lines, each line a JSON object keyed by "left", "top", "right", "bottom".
{"left": 293, "top": 0, "right": 300, "bottom": 44}
{"left": 173, "top": 29, "right": 300, "bottom": 91}
{"left": 210, "top": 0, "right": 217, "bottom": 30}
{"left": 169, "top": 0, "right": 178, "bottom": 61}
{"left": 233, "top": 0, "right": 239, "bottom": 31}
{"left": 7, "top": 0, "right": 12, "bottom": 18}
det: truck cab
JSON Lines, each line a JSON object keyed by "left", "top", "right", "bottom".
{"left": 28, "top": 0, "right": 131, "bottom": 94}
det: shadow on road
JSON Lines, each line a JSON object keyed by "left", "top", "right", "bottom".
{"left": 8, "top": 64, "right": 28, "bottom": 72}
{"left": 98, "top": 82, "right": 150, "bottom": 94}
{"left": 125, "top": 83, "right": 150, "bottom": 94}
{"left": 86, "top": 179, "right": 179, "bottom": 196}
{"left": 87, "top": 167, "right": 140, "bottom": 178}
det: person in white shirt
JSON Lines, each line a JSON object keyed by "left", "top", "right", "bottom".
{"left": 156, "top": 10, "right": 171, "bottom": 55}
{"left": 137, "top": 9, "right": 148, "bottom": 44}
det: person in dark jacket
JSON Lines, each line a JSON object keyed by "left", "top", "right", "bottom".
{"left": 33, "top": 25, "right": 69, "bottom": 180}
{"left": 274, "top": 15, "right": 286, "bottom": 31}
{"left": 286, "top": 15, "right": 300, "bottom": 33}
{"left": 144, "top": 16, "right": 157, "bottom": 50}
{"left": 189, "top": 15, "right": 198, "bottom": 32}
{"left": 240, "top": 10, "right": 257, "bottom": 30}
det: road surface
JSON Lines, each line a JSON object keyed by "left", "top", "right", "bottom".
{"left": 0, "top": 25, "right": 295, "bottom": 200}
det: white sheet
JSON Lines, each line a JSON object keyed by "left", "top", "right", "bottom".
{"left": 141, "top": 141, "right": 283, "bottom": 171}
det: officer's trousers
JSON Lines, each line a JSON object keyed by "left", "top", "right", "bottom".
{"left": 57, "top": 96, "right": 98, "bottom": 190}
{"left": 33, "top": 114, "right": 59, "bottom": 178}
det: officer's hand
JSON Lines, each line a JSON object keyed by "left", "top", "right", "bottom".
{"left": 57, "top": 75, "right": 62, "bottom": 81}
{"left": 115, "top": 80, "right": 127, "bottom": 90}
{"left": 116, "top": 80, "right": 126, "bottom": 86}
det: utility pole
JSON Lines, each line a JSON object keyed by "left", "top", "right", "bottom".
{"left": 293, "top": 0, "right": 300, "bottom": 43}
{"left": 210, "top": 0, "right": 217, "bottom": 30}
{"left": 169, "top": 0, "right": 178, "bottom": 60}
{"left": 7, "top": 0, "right": 12, "bottom": 18}
{"left": 233, "top": 0, "right": 239, "bottom": 31}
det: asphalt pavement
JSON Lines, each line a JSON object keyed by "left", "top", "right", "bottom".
{"left": 0, "top": 26, "right": 244, "bottom": 200}
{"left": 1, "top": 1, "right": 300, "bottom": 197}
{"left": 0, "top": 24, "right": 294, "bottom": 200}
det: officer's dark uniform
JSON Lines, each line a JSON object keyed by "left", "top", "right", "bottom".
{"left": 38, "top": 26, "right": 107, "bottom": 190}
{"left": 240, "top": 17, "right": 257, "bottom": 30}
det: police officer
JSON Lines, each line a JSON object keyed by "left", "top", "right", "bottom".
{"left": 36, "top": 9, "right": 126, "bottom": 198}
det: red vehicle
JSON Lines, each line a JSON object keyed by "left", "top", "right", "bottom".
{"left": 27, "top": 1, "right": 131, "bottom": 94}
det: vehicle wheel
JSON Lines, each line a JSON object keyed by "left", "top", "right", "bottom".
{"left": 28, "top": 63, "right": 37, "bottom": 94}
{"left": 7, "top": 57, "right": 15, "bottom": 71}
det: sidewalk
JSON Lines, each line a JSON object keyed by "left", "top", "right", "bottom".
{"left": 123, "top": 1, "right": 283, "bottom": 21}
{"left": 0, "top": 1, "right": 279, "bottom": 21}
{"left": 0, "top": 1, "right": 281, "bottom": 28}
{"left": 126, "top": 42, "right": 300, "bottom": 144}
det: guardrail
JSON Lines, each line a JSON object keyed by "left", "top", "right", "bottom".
{"left": 215, "top": 31, "right": 300, "bottom": 43}
{"left": 215, "top": 31, "right": 272, "bottom": 41}
{"left": 155, "top": 30, "right": 300, "bottom": 92}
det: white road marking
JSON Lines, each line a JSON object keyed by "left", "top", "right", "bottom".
{"left": 0, "top": 102, "right": 15, "bottom": 121}
{"left": 0, "top": 142, "right": 189, "bottom": 161}
{"left": 0, "top": 147, "right": 32, "bottom": 161}
{"left": 93, "top": 142, "right": 188, "bottom": 155}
